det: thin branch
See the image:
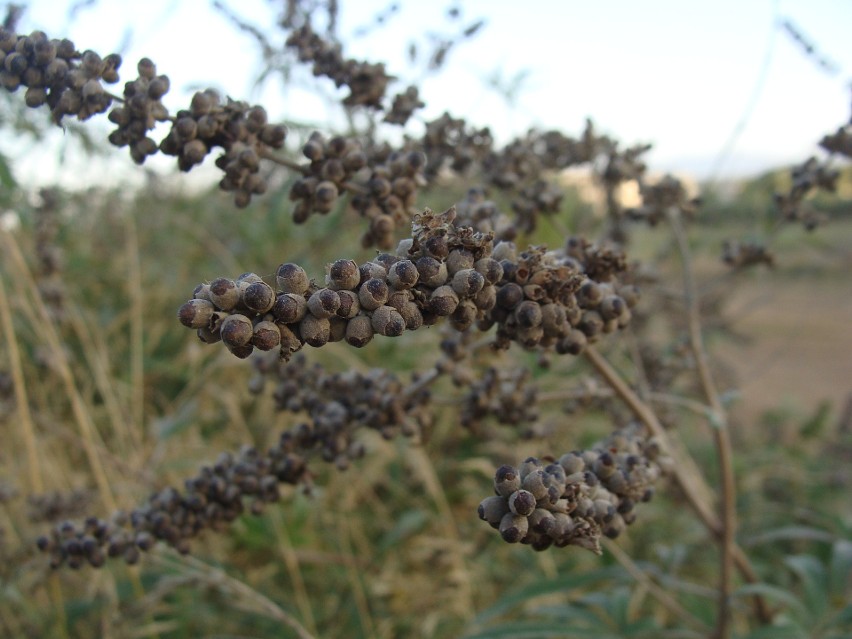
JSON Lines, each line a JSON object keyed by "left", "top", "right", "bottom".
{"left": 666, "top": 206, "right": 737, "bottom": 639}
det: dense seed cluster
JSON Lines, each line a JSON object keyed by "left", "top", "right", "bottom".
{"left": 177, "top": 208, "right": 640, "bottom": 359}
{"left": 285, "top": 22, "right": 392, "bottom": 108}
{"left": 37, "top": 355, "right": 433, "bottom": 569}
{"left": 722, "top": 240, "right": 775, "bottom": 269}
{"left": 384, "top": 85, "right": 425, "bottom": 125}
{"left": 773, "top": 157, "right": 838, "bottom": 230}
{"left": 819, "top": 124, "right": 852, "bottom": 159}
{"left": 289, "top": 133, "right": 426, "bottom": 247}
{"left": 250, "top": 353, "right": 433, "bottom": 467}
{"left": 106, "top": 58, "right": 170, "bottom": 164}
{"left": 0, "top": 28, "right": 119, "bottom": 122}
{"left": 459, "top": 366, "right": 539, "bottom": 435}
{"left": 478, "top": 424, "right": 667, "bottom": 553}
{"left": 161, "top": 92, "right": 286, "bottom": 207}
{"left": 626, "top": 174, "right": 701, "bottom": 226}
{"left": 35, "top": 441, "right": 301, "bottom": 568}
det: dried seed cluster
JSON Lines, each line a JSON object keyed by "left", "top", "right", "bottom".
{"left": 774, "top": 157, "right": 838, "bottom": 230}
{"left": 384, "top": 85, "right": 425, "bottom": 125}
{"left": 626, "top": 174, "right": 700, "bottom": 226}
{"left": 459, "top": 366, "right": 539, "bottom": 435}
{"left": 478, "top": 424, "right": 667, "bottom": 553}
{"left": 289, "top": 132, "right": 426, "bottom": 247}
{"left": 36, "top": 441, "right": 302, "bottom": 568}
{"left": 0, "top": 28, "right": 119, "bottom": 121}
{"left": 285, "top": 22, "right": 392, "bottom": 108}
{"left": 1, "top": 28, "right": 287, "bottom": 209}
{"left": 160, "top": 92, "right": 286, "bottom": 207}
{"left": 722, "top": 240, "right": 775, "bottom": 269}
{"left": 250, "top": 353, "right": 433, "bottom": 468}
{"left": 37, "top": 355, "right": 432, "bottom": 569}
{"left": 177, "top": 208, "right": 640, "bottom": 359}
{"left": 106, "top": 57, "right": 170, "bottom": 164}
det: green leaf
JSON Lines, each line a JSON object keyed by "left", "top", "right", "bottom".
{"left": 829, "top": 540, "right": 852, "bottom": 597}
{"left": 784, "top": 554, "right": 828, "bottom": 619}
{"left": 470, "top": 566, "right": 625, "bottom": 625}
{"left": 737, "top": 622, "right": 807, "bottom": 639}
{"left": 463, "top": 621, "right": 620, "bottom": 639}
{"left": 732, "top": 583, "right": 808, "bottom": 619}
{"left": 744, "top": 526, "right": 835, "bottom": 547}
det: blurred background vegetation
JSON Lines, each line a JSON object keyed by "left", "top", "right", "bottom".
{"left": 1, "top": 2, "right": 851, "bottom": 638}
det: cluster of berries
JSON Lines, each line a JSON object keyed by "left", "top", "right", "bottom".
{"left": 285, "top": 22, "right": 392, "bottom": 109}
{"left": 0, "top": 28, "right": 119, "bottom": 122}
{"left": 250, "top": 353, "right": 433, "bottom": 468}
{"left": 478, "top": 424, "right": 666, "bottom": 553}
{"left": 177, "top": 208, "right": 640, "bottom": 361}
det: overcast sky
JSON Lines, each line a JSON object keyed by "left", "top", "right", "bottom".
{"left": 5, "top": 0, "right": 851, "bottom": 189}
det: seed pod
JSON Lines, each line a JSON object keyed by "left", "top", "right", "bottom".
{"left": 359, "top": 261, "right": 386, "bottom": 282}
{"left": 555, "top": 329, "right": 587, "bottom": 355}
{"left": 387, "top": 259, "right": 419, "bottom": 289}
{"left": 299, "top": 315, "right": 330, "bottom": 347}
{"left": 478, "top": 495, "right": 510, "bottom": 528}
{"left": 422, "top": 234, "right": 449, "bottom": 260}
{"left": 493, "top": 465, "right": 521, "bottom": 497}
{"left": 398, "top": 302, "right": 424, "bottom": 330}
{"left": 599, "top": 295, "right": 626, "bottom": 321}
{"left": 272, "top": 293, "right": 307, "bottom": 324}
{"left": 252, "top": 320, "right": 281, "bottom": 351}
{"left": 276, "top": 263, "right": 309, "bottom": 294}
{"left": 617, "top": 284, "right": 640, "bottom": 308}
{"left": 522, "top": 469, "right": 549, "bottom": 500}
{"left": 508, "top": 489, "right": 537, "bottom": 517}
{"left": 242, "top": 281, "right": 275, "bottom": 314}
{"left": 578, "top": 310, "right": 604, "bottom": 338}
{"left": 451, "top": 299, "right": 478, "bottom": 331}
{"left": 336, "top": 290, "right": 361, "bottom": 319}
{"left": 429, "top": 285, "right": 459, "bottom": 316}
{"left": 326, "top": 259, "right": 360, "bottom": 290}
{"left": 178, "top": 298, "right": 215, "bottom": 329}
{"left": 496, "top": 282, "right": 524, "bottom": 309}
{"left": 577, "top": 281, "right": 603, "bottom": 307}
{"left": 307, "top": 288, "right": 341, "bottom": 318}
{"left": 220, "top": 314, "right": 253, "bottom": 348}
{"left": 559, "top": 452, "right": 585, "bottom": 475}
{"left": 209, "top": 278, "right": 240, "bottom": 311}
{"left": 491, "top": 241, "right": 517, "bottom": 262}
{"left": 371, "top": 305, "right": 405, "bottom": 337}
{"left": 519, "top": 457, "right": 542, "bottom": 480}
{"left": 473, "top": 285, "right": 497, "bottom": 311}
{"left": 528, "top": 508, "right": 556, "bottom": 534}
{"left": 541, "top": 303, "right": 567, "bottom": 336}
{"left": 451, "top": 268, "right": 485, "bottom": 297}
{"left": 593, "top": 451, "right": 616, "bottom": 479}
{"left": 345, "top": 314, "right": 374, "bottom": 347}
{"left": 415, "top": 256, "right": 448, "bottom": 287}
{"left": 499, "top": 512, "right": 529, "bottom": 543}
{"left": 446, "top": 248, "right": 474, "bottom": 275}
{"left": 474, "top": 257, "right": 504, "bottom": 285}
{"left": 328, "top": 316, "right": 347, "bottom": 342}
{"left": 515, "top": 300, "right": 542, "bottom": 327}
{"left": 358, "top": 278, "right": 389, "bottom": 311}
{"left": 197, "top": 326, "right": 221, "bottom": 344}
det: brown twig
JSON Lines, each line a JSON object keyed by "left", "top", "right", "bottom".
{"left": 665, "top": 206, "right": 736, "bottom": 639}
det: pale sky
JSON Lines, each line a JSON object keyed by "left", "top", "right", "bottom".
{"left": 4, "top": 0, "right": 851, "bottom": 190}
